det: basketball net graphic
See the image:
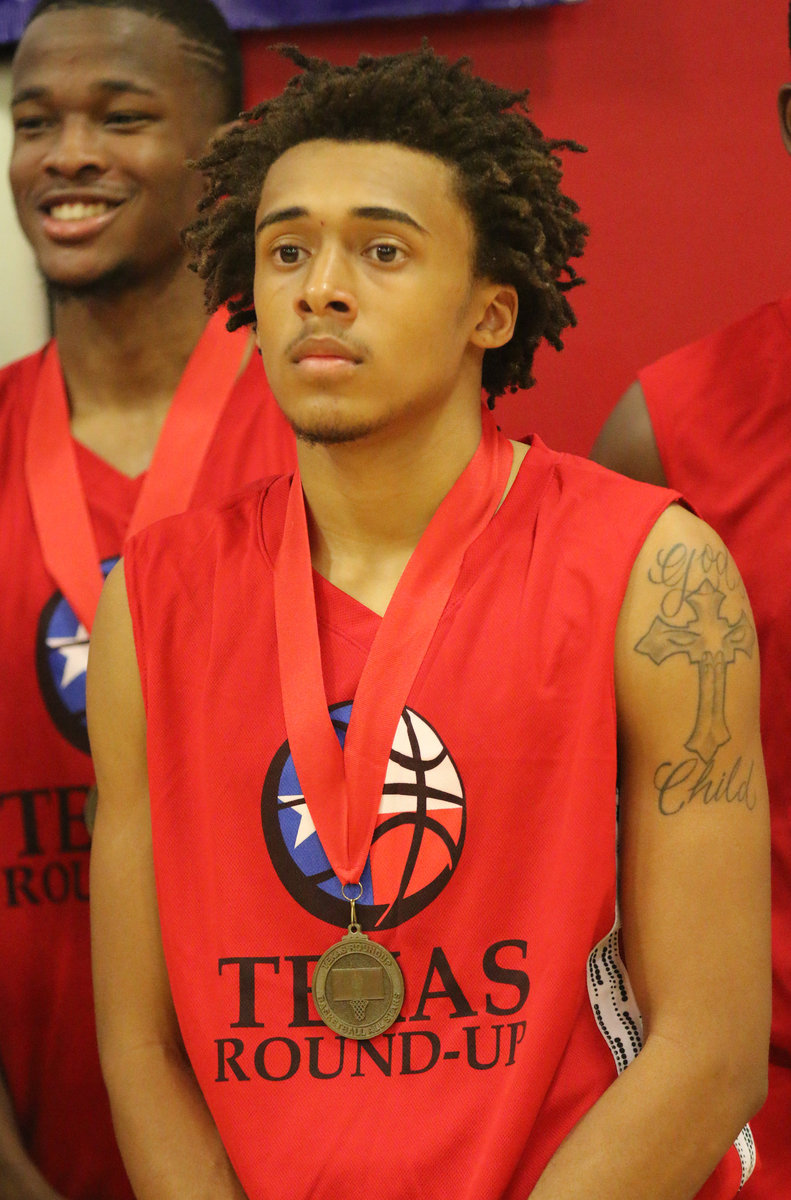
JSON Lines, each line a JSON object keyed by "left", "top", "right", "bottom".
{"left": 330, "top": 963, "right": 385, "bottom": 1021}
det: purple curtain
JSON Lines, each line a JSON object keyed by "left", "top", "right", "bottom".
{"left": 1, "top": 0, "right": 581, "bottom": 45}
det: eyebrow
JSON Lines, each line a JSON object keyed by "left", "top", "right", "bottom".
{"left": 255, "top": 204, "right": 428, "bottom": 236}
{"left": 11, "top": 79, "right": 156, "bottom": 107}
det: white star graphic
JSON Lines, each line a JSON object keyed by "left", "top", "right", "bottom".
{"left": 46, "top": 623, "right": 90, "bottom": 689}
{"left": 280, "top": 793, "right": 317, "bottom": 848}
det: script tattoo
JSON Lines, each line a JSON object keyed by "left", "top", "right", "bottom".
{"left": 652, "top": 756, "right": 756, "bottom": 817}
{"left": 636, "top": 543, "right": 757, "bottom": 815}
{"left": 648, "top": 541, "right": 746, "bottom": 618}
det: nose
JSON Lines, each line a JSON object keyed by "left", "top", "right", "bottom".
{"left": 296, "top": 244, "right": 357, "bottom": 321}
{"left": 42, "top": 115, "right": 106, "bottom": 178}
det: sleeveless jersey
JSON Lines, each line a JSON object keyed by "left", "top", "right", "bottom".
{"left": 640, "top": 299, "right": 791, "bottom": 1199}
{"left": 126, "top": 439, "right": 750, "bottom": 1199}
{"left": 0, "top": 341, "right": 295, "bottom": 1199}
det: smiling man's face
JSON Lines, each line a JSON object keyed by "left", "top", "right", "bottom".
{"left": 9, "top": 6, "right": 223, "bottom": 297}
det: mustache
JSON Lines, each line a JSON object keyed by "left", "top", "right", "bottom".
{"left": 285, "top": 328, "right": 369, "bottom": 360}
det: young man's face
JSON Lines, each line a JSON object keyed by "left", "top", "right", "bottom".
{"left": 9, "top": 7, "right": 224, "bottom": 297}
{"left": 253, "top": 138, "right": 512, "bottom": 446}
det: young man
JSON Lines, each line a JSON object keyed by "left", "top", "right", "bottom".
{"left": 89, "top": 48, "right": 770, "bottom": 1200}
{"left": 0, "top": 2, "right": 295, "bottom": 1197}
{"left": 591, "top": 13, "right": 791, "bottom": 1196}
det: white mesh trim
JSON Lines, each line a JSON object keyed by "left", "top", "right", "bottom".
{"left": 587, "top": 923, "right": 643, "bottom": 1074}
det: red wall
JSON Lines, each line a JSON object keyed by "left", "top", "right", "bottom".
{"left": 241, "top": 0, "right": 789, "bottom": 454}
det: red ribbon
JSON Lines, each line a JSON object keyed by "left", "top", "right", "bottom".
{"left": 25, "top": 310, "right": 249, "bottom": 631}
{"left": 274, "top": 408, "right": 513, "bottom": 885}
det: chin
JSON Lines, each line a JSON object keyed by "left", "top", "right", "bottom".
{"left": 289, "top": 417, "right": 379, "bottom": 447}
{"left": 44, "top": 262, "right": 146, "bottom": 303}
{"left": 280, "top": 393, "right": 387, "bottom": 447}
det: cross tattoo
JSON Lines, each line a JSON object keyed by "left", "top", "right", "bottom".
{"left": 635, "top": 579, "right": 755, "bottom": 762}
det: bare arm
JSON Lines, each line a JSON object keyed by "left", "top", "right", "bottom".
{"left": 530, "top": 505, "right": 770, "bottom": 1199}
{"left": 0, "top": 1071, "right": 65, "bottom": 1200}
{"left": 590, "top": 380, "right": 668, "bottom": 486}
{"left": 87, "top": 564, "right": 247, "bottom": 1200}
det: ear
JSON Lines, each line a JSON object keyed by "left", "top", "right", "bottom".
{"left": 470, "top": 284, "right": 518, "bottom": 351}
{"left": 778, "top": 85, "right": 791, "bottom": 154}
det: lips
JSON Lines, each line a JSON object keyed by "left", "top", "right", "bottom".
{"left": 292, "top": 337, "right": 362, "bottom": 364}
{"left": 289, "top": 338, "right": 364, "bottom": 383}
{"left": 36, "top": 194, "right": 124, "bottom": 242}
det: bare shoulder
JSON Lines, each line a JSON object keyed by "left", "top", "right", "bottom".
{"left": 88, "top": 559, "right": 142, "bottom": 726}
{"left": 619, "top": 503, "right": 755, "bottom": 666}
{"left": 91, "top": 558, "right": 133, "bottom": 654}
{"left": 590, "top": 380, "right": 667, "bottom": 486}
{"left": 86, "top": 559, "right": 148, "bottom": 823}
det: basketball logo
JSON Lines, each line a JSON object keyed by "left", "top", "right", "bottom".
{"left": 35, "top": 555, "right": 119, "bottom": 753}
{"left": 261, "top": 703, "right": 465, "bottom": 929}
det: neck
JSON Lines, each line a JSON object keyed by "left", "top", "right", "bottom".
{"left": 54, "top": 265, "right": 210, "bottom": 412}
{"left": 298, "top": 400, "right": 484, "bottom": 615}
{"left": 53, "top": 265, "right": 215, "bottom": 475}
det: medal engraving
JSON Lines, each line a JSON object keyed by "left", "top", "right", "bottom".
{"left": 313, "top": 927, "right": 404, "bottom": 1040}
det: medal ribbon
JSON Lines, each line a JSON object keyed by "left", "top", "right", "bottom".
{"left": 25, "top": 310, "right": 249, "bottom": 631}
{"left": 274, "top": 407, "right": 513, "bottom": 886}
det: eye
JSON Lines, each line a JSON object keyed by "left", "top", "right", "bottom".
{"left": 12, "top": 113, "right": 51, "bottom": 135}
{"left": 272, "top": 243, "right": 306, "bottom": 266}
{"left": 365, "top": 242, "right": 406, "bottom": 265}
{"left": 104, "top": 111, "right": 154, "bottom": 130}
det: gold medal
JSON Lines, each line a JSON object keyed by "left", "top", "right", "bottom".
{"left": 313, "top": 888, "right": 404, "bottom": 1040}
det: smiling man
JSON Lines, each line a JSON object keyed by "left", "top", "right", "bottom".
{"left": 88, "top": 47, "right": 770, "bottom": 1200}
{"left": 0, "top": 2, "right": 295, "bottom": 1198}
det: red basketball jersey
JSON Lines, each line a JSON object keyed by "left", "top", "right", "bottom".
{"left": 126, "top": 439, "right": 750, "bottom": 1199}
{"left": 0, "top": 338, "right": 295, "bottom": 1199}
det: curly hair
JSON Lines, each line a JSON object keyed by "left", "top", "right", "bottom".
{"left": 24, "top": 0, "right": 243, "bottom": 122}
{"left": 187, "top": 45, "right": 588, "bottom": 401}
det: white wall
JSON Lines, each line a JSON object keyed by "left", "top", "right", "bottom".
{"left": 0, "top": 56, "right": 49, "bottom": 367}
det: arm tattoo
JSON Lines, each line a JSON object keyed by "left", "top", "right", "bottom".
{"left": 634, "top": 542, "right": 758, "bottom": 816}
{"left": 647, "top": 541, "right": 746, "bottom": 617}
{"left": 636, "top": 579, "right": 754, "bottom": 761}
